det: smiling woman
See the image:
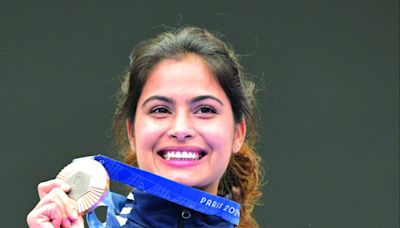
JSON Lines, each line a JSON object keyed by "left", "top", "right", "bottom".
{"left": 27, "top": 26, "right": 263, "bottom": 228}
{"left": 114, "top": 27, "right": 262, "bottom": 227}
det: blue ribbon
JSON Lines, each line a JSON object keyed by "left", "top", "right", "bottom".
{"left": 87, "top": 191, "right": 126, "bottom": 228}
{"left": 87, "top": 154, "right": 240, "bottom": 225}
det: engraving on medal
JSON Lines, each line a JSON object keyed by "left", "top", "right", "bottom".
{"left": 56, "top": 158, "right": 109, "bottom": 215}
{"left": 66, "top": 171, "right": 91, "bottom": 200}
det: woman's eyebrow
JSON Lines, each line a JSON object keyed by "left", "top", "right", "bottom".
{"left": 141, "top": 95, "right": 175, "bottom": 107}
{"left": 191, "top": 95, "right": 224, "bottom": 106}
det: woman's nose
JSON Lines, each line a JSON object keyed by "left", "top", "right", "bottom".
{"left": 168, "top": 112, "right": 195, "bottom": 142}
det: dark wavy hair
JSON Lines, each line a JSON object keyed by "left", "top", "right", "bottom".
{"left": 113, "top": 26, "right": 262, "bottom": 227}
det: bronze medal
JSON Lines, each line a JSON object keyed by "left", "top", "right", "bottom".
{"left": 56, "top": 158, "right": 109, "bottom": 215}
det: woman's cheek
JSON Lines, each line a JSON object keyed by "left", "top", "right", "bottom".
{"left": 198, "top": 122, "right": 232, "bottom": 149}
{"left": 135, "top": 119, "right": 166, "bottom": 146}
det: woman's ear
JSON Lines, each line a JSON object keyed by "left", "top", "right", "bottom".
{"left": 233, "top": 119, "right": 246, "bottom": 153}
{"left": 126, "top": 119, "right": 135, "bottom": 148}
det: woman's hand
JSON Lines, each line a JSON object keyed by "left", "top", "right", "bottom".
{"left": 27, "top": 179, "right": 84, "bottom": 228}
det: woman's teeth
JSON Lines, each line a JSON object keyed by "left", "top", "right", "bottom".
{"left": 162, "top": 151, "right": 201, "bottom": 160}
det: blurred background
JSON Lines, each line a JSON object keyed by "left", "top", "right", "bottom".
{"left": 0, "top": 0, "right": 398, "bottom": 227}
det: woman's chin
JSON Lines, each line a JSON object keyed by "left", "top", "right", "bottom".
{"left": 160, "top": 174, "right": 217, "bottom": 194}
{"left": 159, "top": 172, "right": 200, "bottom": 187}
{"left": 166, "top": 175, "right": 196, "bottom": 185}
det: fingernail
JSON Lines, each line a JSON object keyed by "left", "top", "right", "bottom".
{"left": 68, "top": 209, "right": 78, "bottom": 220}
{"left": 72, "top": 208, "right": 79, "bottom": 218}
{"left": 60, "top": 183, "right": 70, "bottom": 191}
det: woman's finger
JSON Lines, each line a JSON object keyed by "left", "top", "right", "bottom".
{"left": 35, "top": 187, "right": 75, "bottom": 214}
{"left": 27, "top": 202, "right": 63, "bottom": 228}
{"left": 38, "top": 179, "right": 70, "bottom": 199}
{"left": 70, "top": 215, "right": 84, "bottom": 228}
{"left": 28, "top": 187, "right": 80, "bottom": 228}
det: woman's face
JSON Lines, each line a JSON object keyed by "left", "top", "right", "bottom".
{"left": 127, "top": 54, "right": 245, "bottom": 194}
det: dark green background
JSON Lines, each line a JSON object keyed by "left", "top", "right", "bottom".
{"left": 1, "top": 1, "right": 398, "bottom": 227}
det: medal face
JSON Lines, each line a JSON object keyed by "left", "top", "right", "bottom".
{"left": 56, "top": 158, "right": 109, "bottom": 215}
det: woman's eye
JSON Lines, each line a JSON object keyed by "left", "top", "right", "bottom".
{"left": 150, "top": 107, "right": 170, "bottom": 114}
{"left": 195, "top": 106, "right": 217, "bottom": 114}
